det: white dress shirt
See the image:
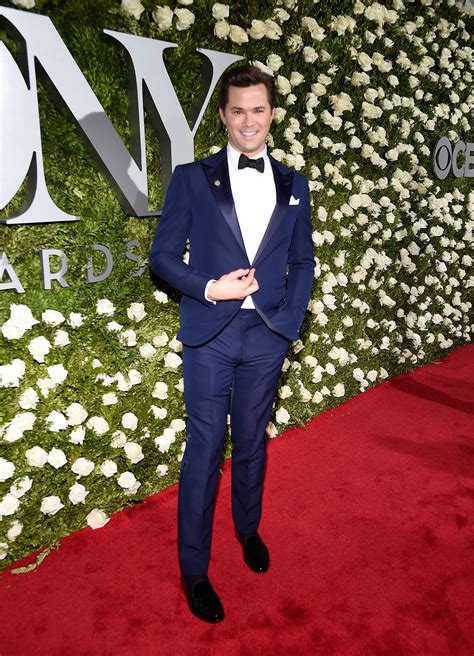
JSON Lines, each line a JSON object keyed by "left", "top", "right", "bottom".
{"left": 205, "top": 144, "right": 276, "bottom": 309}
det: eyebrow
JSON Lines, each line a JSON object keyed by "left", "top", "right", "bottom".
{"left": 230, "top": 105, "right": 266, "bottom": 111}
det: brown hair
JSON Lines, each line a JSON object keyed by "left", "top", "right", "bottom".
{"left": 218, "top": 64, "right": 275, "bottom": 110}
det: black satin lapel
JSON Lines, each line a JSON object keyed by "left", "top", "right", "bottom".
{"left": 252, "top": 162, "right": 293, "bottom": 266}
{"left": 202, "top": 157, "right": 247, "bottom": 258}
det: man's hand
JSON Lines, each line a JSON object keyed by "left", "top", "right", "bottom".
{"left": 208, "top": 268, "right": 259, "bottom": 301}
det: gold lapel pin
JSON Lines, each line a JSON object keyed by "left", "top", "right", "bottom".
{"left": 214, "top": 180, "right": 221, "bottom": 187}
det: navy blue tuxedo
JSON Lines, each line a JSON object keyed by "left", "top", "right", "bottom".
{"left": 149, "top": 147, "right": 314, "bottom": 345}
{"left": 149, "top": 147, "right": 314, "bottom": 577}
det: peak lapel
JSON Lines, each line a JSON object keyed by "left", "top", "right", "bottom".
{"left": 252, "top": 158, "right": 293, "bottom": 266}
{"left": 202, "top": 151, "right": 248, "bottom": 261}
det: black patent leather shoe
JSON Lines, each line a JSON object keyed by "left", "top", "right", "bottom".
{"left": 181, "top": 575, "right": 224, "bottom": 623}
{"left": 236, "top": 530, "right": 270, "bottom": 573}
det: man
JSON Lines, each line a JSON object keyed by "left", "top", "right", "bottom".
{"left": 149, "top": 65, "right": 314, "bottom": 623}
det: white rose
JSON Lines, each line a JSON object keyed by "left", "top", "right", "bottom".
{"left": 170, "top": 419, "right": 186, "bottom": 432}
{"left": 1, "top": 304, "right": 38, "bottom": 340}
{"left": 214, "top": 19, "right": 230, "bottom": 38}
{"left": 4, "top": 412, "right": 36, "bottom": 442}
{"left": 10, "top": 0, "right": 35, "bottom": 9}
{"left": 139, "top": 343, "right": 156, "bottom": 359}
{"left": 0, "top": 458, "right": 15, "bottom": 482}
{"left": 42, "top": 309, "right": 65, "bottom": 326}
{"left": 153, "top": 332, "right": 169, "bottom": 347}
{"left": 278, "top": 385, "right": 293, "bottom": 399}
{"left": 152, "top": 381, "right": 168, "bottom": 399}
{"left": 86, "top": 509, "right": 110, "bottom": 529}
{"left": 9, "top": 476, "right": 32, "bottom": 499}
{"left": 106, "top": 321, "right": 123, "bottom": 332}
{"left": 330, "top": 92, "right": 354, "bottom": 115}
{"left": 153, "top": 290, "right": 168, "bottom": 303}
{"left": 40, "top": 495, "right": 64, "bottom": 515}
{"left": 102, "top": 392, "right": 118, "bottom": 406}
{"left": 290, "top": 71, "right": 304, "bottom": 86}
{"left": 276, "top": 75, "right": 291, "bottom": 95}
{"left": 71, "top": 458, "right": 95, "bottom": 478}
{"left": 28, "top": 336, "right": 51, "bottom": 363}
{"left": 54, "top": 329, "right": 70, "bottom": 347}
{"left": 266, "top": 53, "right": 283, "bottom": 71}
{"left": 229, "top": 24, "right": 248, "bottom": 44}
{"left": 122, "top": 412, "right": 138, "bottom": 431}
{"left": 68, "top": 312, "right": 84, "bottom": 328}
{"left": 100, "top": 460, "right": 118, "bottom": 477}
{"left": 212, "top": 2, "right": 229, "bottom": 19}
{"left": 265, "top": 18, "right": 282, "bottom": 40}
{"left": 175, "top": 7, "right": 195, "bottom": 30}
{"left": 118, "top": 471, "right": 137, "bottom": 489}
{"left": 45, "top": 410, "right": 68, "bottom": 432}
{"left": 266, "top": 422, "right": 278, "bottom": 438}
{"left": 303, "top": 46, "right": 317, "bottom": 63}
{"left": 164, "top": 352, "right": 182, "bottom": 369}
{"left": 156, "top": 464, "right": 169, "bottom": 477}
{"left": 333, "top": 383, "right": 345, "bottom": 397}
{"left": 7, "top": 520, "right": 23, "bottom": 541}
{"left": 128, "top": 369, "right": 142, "bottom": 386}
{"left": 150, "top": 405, "right": 167, "bottom": 420}
{"left": 119, "top": 329, "right": 137, "bottom": 347}
{"left": 32, "top": 375, "right": 52, "bottom": 396}
{"left": 154, "top": 427, "right": 176, "bottom": 453}
{"left": 124, "top": 442, "right": 144, "bottom": 464}
{"left": 353, "top": 368, "right": 365, "bottom": 381}
{"left": 47, "top": 364, "right": 68, "bottom": 385}
{"left": 152, "top": 5, "right": 173, "bottom": 29}
{"left": 86, "top": 416, "right": 109, "bottom": 435}
{"left": 69, "top": 483, "right": 89, "bottom": 505}
{"left": 121, "top": 0, "right": 145, "bottom": 20}
{"left": 0, "top": 494, "right": 20, "bottom": 517}
{"left": 96, "top": 299, "right": 115, "bottom": 316}
{"left": 127, "top": 302, "right": 146, "bottom": 322}
{"left": 275, "top": 407, "right": 290, "bottom": 424}
{"left": 362, "top": 101, "right": 383, "bottom": 119}
{"left": 66, "top": 402, "right": 88, "bottom": 426}
{"left": 25, "top": 446, "right": 48, "bottom": 467}
{"left": 111, "top": 430, "right": 127, "bottom": 448}
{"left": 69, "top": 426, "right": 86, "bottom": 444}
{"left": 0, "top": 358, "right": 26, "bottom": 388}
{"left": 249, "top": 19, "right": 266, "bottom": 39}
{"left": 351, "top": 72, "right": 370, "bottom": 86}
{"left": 47, "top": 448, "right": 67, "bottom": 469}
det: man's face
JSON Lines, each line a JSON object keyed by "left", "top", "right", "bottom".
{"left": 219, "top": 83, "right": 275, "bottom": 158}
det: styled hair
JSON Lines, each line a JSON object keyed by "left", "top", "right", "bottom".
{"left": 218, "top": 64, "right": 275, "bottom": 110}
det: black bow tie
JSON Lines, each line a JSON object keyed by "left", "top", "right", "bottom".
{"left": 238, "top": 153, "right": 265, "bottom": 173}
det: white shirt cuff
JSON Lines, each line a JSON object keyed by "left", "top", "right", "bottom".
{"left": 205, "top": 279, "right": 217, "bottom": 304}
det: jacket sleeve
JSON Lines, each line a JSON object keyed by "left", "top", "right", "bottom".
{"left": 285, "top": 178, "right": 315, "bottom": 333}
{"left": 149, "top": 165, "right": 214, "bottom": 306}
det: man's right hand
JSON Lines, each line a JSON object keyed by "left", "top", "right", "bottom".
{"left": 207, "top": 268, "right": 259, "bottom": 301}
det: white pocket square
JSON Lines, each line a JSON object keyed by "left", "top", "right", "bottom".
{"left": 289, "top": 195, "right": 300, "bottom": 206}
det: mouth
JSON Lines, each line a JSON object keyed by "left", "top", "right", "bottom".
{"left": 240, "top": 131, "right": 258, "bottom": 137}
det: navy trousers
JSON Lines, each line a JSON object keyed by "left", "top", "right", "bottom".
{"left": 178, "top": 309, "right": 290, "bottom": 576}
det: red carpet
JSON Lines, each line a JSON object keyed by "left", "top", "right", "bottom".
{"left": 1, "top": 345, "right": 473, "bottom": 655}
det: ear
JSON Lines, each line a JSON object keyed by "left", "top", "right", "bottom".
{"left": 219, "top": 107, "right": 226, "bottom": 125}
{"left": 270, "top": 106, "right": 276, "bottom": 121}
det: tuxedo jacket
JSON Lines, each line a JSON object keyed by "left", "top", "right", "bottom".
{"left": 149, "top": 147, "right": 315, "bottom": 346}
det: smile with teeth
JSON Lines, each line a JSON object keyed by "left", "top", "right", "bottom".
{"left": 241, "top": 131, "right": 258, "bottom": 136}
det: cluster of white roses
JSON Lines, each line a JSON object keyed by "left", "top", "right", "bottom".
{"left": 0, "top": 296, "right": 192, "bottom": 560}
